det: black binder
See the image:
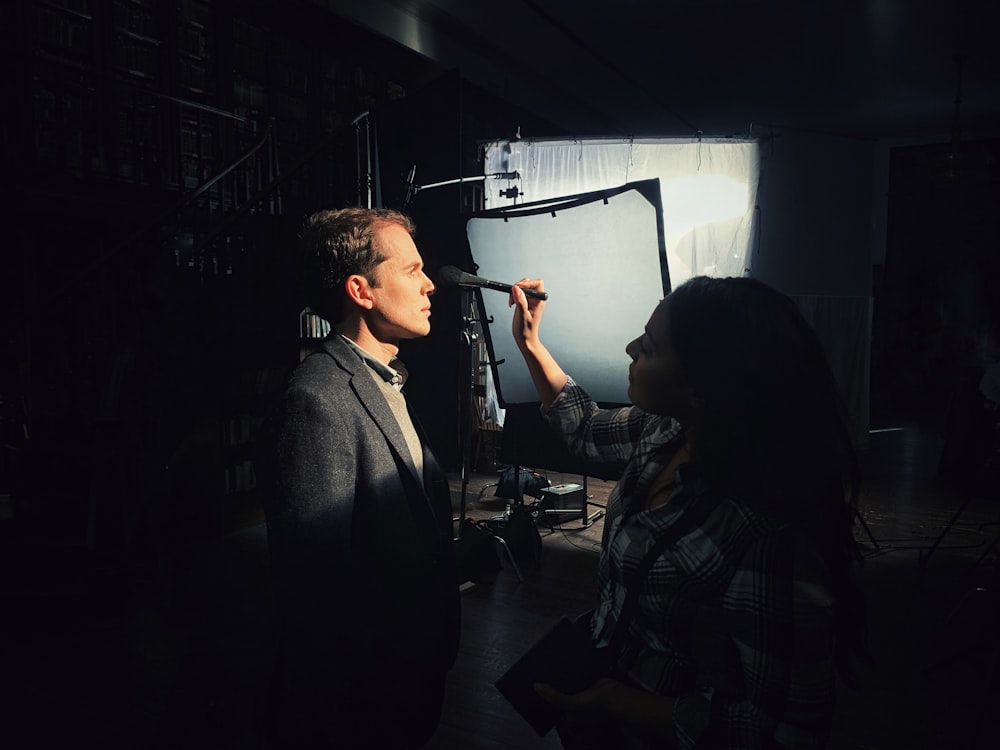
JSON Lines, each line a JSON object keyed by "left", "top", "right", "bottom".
{"left": 493, "top": 616, "right": 604, "bottom": 736}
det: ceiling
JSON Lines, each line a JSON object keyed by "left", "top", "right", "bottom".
{"left": 319, "top": 0, "right": 1000, "bottom": 141}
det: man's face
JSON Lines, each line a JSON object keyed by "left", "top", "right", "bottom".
{"left": 367, "top": 222, "right": 435, "bottom": 341}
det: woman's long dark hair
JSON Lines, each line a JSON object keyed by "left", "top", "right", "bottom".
{"left": 667, "top": 275, "right": 867, "bottom": 679}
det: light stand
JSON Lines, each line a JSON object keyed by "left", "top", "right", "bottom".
{"left": 401, "top": 168, "right": 521, "bottom": 212}
{"left": 454, "top": 287, "right": 533, "bottom": 580}
{"left": 403, "top": 168, "right": 541, "bottom": 581}
{"left": 402, "top": 168, "right": 516, "bottom": 535}
{"left": 456, "top": 286, "right": 479, "bottom": 531}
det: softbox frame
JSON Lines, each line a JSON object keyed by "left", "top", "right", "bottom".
{"left": 466, "top": 180, "right": 669, "bottom": 476}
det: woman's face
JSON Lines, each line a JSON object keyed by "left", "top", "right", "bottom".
{"left": 625, "top": 299, "right": 695, "bottom": 419}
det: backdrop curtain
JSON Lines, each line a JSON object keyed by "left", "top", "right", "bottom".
{"left": 482, "top": 137, "right": 760, "bottom": 289}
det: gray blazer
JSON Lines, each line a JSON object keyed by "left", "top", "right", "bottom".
{"left": 259, "top": 335, "right": 459, "bottom": 747}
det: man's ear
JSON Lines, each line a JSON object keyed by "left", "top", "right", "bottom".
{"left": 345, "top": 274, "right": 375, "bottom": 310}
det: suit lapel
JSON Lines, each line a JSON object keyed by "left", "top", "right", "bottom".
{"left": 323, "top": 337, "right": 432, "bottom": 505}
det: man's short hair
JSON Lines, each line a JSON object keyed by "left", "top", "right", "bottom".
{"left": 300, "top": 207, "right": 416, "bottom": 325}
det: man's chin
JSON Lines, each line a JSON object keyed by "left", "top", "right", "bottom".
{"left": 401, "top": 325, "right": 431, "bottom": 339}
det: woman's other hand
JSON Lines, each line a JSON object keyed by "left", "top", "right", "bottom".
{"left": 533, "top": 678, "right": 623, "bottom": 724}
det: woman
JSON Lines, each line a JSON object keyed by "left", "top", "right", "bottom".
{"left": 509, "top": 275, "right": 866, "bottom": 749}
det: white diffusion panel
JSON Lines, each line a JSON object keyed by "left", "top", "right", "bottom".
{"left": 467, "top": 182, "right": 668, "bottom": 405}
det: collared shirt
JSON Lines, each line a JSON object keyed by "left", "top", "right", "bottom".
{"left": 543, "top": 378, "right": 837, "bottom": 750}
{"left": 339, "top": 335, "right": 406, "bottom": 390}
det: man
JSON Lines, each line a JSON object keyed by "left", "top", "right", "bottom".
{"left": 258, "top": 207, "right": 460, "bottom": 749}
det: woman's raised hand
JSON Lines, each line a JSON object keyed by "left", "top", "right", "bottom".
{"left": 509, "top": 277, "right": 547, "bottom": 352}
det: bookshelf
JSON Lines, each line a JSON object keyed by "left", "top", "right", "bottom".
{"left": 28, "top": 0, "right": 98, "bottom": 175}
{"left": 109, "top": 0, "right": 163, "bottom": 185}
{"left": 299, "top": 307, "right": 331, "bottom": 361}
{"left": 217, "top": 365, "right": 289, "bottom": 533}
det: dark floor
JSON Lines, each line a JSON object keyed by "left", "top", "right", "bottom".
{"left": 1, "top": 417, "right": 999, "bottom": 749}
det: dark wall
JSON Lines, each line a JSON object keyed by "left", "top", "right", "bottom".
{"left": 875, "top": 138, "right": 1000, "bottom": 422}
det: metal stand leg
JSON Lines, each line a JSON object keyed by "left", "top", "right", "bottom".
{"left": 581, "top": 476, "right": 606, "bottom": 528}
{"left": 492, "top": 535, "right": 524, "bottom": 583}
{"left": 919, "top": 494, "right": 976, "bottom": 568}
{"left": 921, "top": 410, "right": 1000, "bottom": 568}
{"left": 968, "top": 523, "right": 1000, "bottom": 572}
{"left": 855, "top": 507, "right": 880, "bottom": 550}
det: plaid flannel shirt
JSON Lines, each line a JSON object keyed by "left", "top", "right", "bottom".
{"left": 543, "top": 378, "right": 837, "bottom": 750}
